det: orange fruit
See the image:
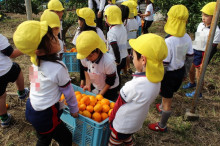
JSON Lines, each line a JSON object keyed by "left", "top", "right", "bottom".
{"left": 96, "top": 94, "right": 104, "bottom": 101}
{"left": 102, "top": 105, "right": 110, "bottom": 113}
{"left": 82, "top": 94, "right": 87, "bottom": 97}
{"left": 97, "top": 101, "right": 101, "bottom": 105}
{"left": 101, "top": 99, "right": 110, "bottom": 105}
{"left": 94, "top": 104, "right": 102, "bottom": 112}
{"left": 108, "top": 109, "right": 113, "bottom": 117}
{"left": 78, "top": 102, "right": 81, "bottom": 107}
{"left": 60, "top": 94, "right": 65, "bottom": 101}
{"left": 79, "top": 111, "right": 83, "bottom": 115}
{"left": 82, "top": 110, "right": 92, "bottom": 118}
{"left": 80, "top": 96, "right": 90, "bottom": 105}
{"left": 101, "top": 112, "right": 108, "bottom": 121}
{"left": 76, "top": 94, "right": 82, "bottom": 102}
{"left": 6, "top": 103, "right": 9, "bottom": 109}
{"left": 92, "top": 112, "right": 102, "bottom": 122}
{"left": 89, "top": 96, "right": 97, "bottom": 106}
{"left": 75, "top": 91, "right": 81, "bottom": 95}
{"left": 79, "top": 104, "right": 86, "bottom": 111}
{"left": 110, "top": 102, "right": 115, "bottom": 109}
{"left": 86, "top": 105, "right": 94, "bottom": 113}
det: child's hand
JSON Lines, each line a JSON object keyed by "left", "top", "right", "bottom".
{"left": 71, "top": 112, "right": 79, "bottom": 118}
{"left": 83, "top": 85, "right": 91, "bottom": 92}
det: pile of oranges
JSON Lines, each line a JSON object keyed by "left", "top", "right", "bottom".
{"left": 60, "top": 91, "right": 115, "bottom": 123}
{"left": 66, "top": 48, "right": 77, "bottom": 53}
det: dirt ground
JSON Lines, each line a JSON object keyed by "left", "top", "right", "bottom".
{"left": 0, "top": 13, "right": 220, "bottom": 146}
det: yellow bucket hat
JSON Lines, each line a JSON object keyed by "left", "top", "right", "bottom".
{"left": 164, "top": 5, "right": 189, "bottom": 37}
{"left": 201, "top": 2, "right": 216, "bottom": 16}
{"left": 105, "top": 6, "right": 123, "bottom": 25}
{"left": 76, "top": 7, "right": 96, "bottom": 27}
{"left": 122, "top": 1, "right": 135, "bottom": 18}
{"left": 40, "top": 9, "right": 60, "bottom": 28}
{"left": 48, "top": 0, "right": 64, "bottom": 11}
{"left": 150, "top": 0, "right": 154, "bottom": 3}
{"left": 128, "top": 0, "right": 138, "bottom": 16}
{"left": 13, "top": 21, "right": 48, "bottom": 66}
{"left": 129, "top": 33, "right": 168, "bottom": 83}
{"left": 76, "top": 31, "right": 107, "bottom": 59}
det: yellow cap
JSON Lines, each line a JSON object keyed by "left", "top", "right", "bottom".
{"left": 164, "top": 5, "right": 189, "bottom": 37}
{"left": 76, "top": 31, "right": 107, "bottom": 59}
{"left": 76, "top": 7, "right": 96, "bottom": 27}
{"left": 201, "top": 2, "right": 216, "bottom": 16}
{"left": 129, "top": 33, "right": 168, "bottom": 83}
{"left": 122, "top": 1, "right": 135, "bottom": 18}
{"left": 150, "top": 0, "right": 154, "bottom": 3}
{"left": 105, "top": 6, "right": 123, "bottom": 25}
{"left": 48, "top": 0, "right": 64, "bottom": 11}
{"left": 13, "top": 21, "right": 48, "bottom": 66}
{"left": 40, "top": 9, "right": 60, "bottom": 28}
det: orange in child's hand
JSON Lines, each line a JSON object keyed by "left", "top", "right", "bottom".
{"left": 92, "top": 112, "right": 102, "bottom": 122}
{"left": 102, "top": 105, "right": 110, "bottom": 113}
{"left": 80, "top": 96, "right": 90, "bottom": 105}
{"left": 86, "top": 105, "right": 94, "bottom": 113}
{"left": 101, "top": 99, "right": 110, "bottom": 105}
{"left": 60, "top": 94, "right": 65, "bottom": 101}
{"left": 96, "top": 94, "right": 104, "bottom": 101}
{"left": 108, "top": 109, "right": 113, "bottom": 117}
{"left": 110, "top": 102, "right": 115, "bottom": 109}
{"left": 94, "top": 104, "right": 102, "bottom": 112}
{"left": 82, "top": 110, "right": 92, "bottom": 118}
{"left": 101, "top": 112, "right": 108, "bottom": 121}
{"left": 79, "top": 104, "right": 86, "bottom": 111}
{"left": 6, "top": 104, "right": 9, "bottom": 109}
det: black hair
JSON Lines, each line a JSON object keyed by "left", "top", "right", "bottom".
{"left": 37, "top": 26, "right": 64, "bottom": 67}
{"left": 119, "top": 5, "right": 129, "bottom": 25}
{"left": 133, "top": 49, "right": 142, "bottom": 60}
{"left": 78, "top": 17, "right": 97, "bottom": 33}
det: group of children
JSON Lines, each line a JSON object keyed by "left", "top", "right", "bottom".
{"left": 0, "top": 0, "right": 219, "bottom": 145}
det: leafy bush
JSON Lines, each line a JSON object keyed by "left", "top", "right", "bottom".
{"left": 154, "top": 0, "right": 215, "bottom": 33}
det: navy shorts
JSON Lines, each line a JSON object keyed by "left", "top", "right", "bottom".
{"left": 160, "top": 67, "right": 185, "bottom": 98}
{"left": 0, "top": 62, "right": 21, "bottom": 96}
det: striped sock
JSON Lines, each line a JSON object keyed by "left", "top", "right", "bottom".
{"left": 108, "top": 131, "right": 123, "bottom": 146}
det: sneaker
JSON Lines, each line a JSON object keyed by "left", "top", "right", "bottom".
{"left": 156, "top": 104, "right": 162, "bottom": 113}
{"left": 18, "top": 87, "right": 29, "bottom": 100}
{"left": 182, "top": 82, "right": 196, "bottom": 89}
{"left": 185, "top": 91, "right": 202, "bottom": 98}
{"left": 148, "top": 122, "right": 167, "bottom": 132}
{"left": 1, "top": 113, "right": 12, "bottom": 128}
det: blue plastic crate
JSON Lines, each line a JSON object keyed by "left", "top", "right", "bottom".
{"left": 60, "top": 84, "right": 111, "bottom": 146}
{"left": 62, "top": 53, "right": 80, "bottom": 72}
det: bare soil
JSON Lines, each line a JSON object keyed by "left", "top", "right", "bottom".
{"left": 0, "top": 13, "right": 220, "bottom": 146}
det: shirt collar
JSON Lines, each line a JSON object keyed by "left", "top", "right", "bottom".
{"left": 92, "top": 52, "right": 103, "bottom": 64}
{"left": 132, "top": 72, "right": 146, "bottom": 77}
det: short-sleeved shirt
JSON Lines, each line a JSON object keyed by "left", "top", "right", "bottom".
{"left": 107, "top": 24, "right": 128, "bottom": 60}
{"left": 164, "top": 33, "right": 194, "bottom": 71}
{"left": 29, "top": 60, "right": 70, "bottom": 111}
{"left": 144, "top": 3, "right": 154, "bottom": 21}
{"left": 72, "top": 27, "right": 106, "bottom": 46}
{"left": 113, "top": 72, "right": 160, "bottom": 134}
{"left": 193, "top": 22, "right": 220, "bottom": 51}
{"left": 81, "top": 53, "right": 119, "bottom": 90}
{"left": 0, "top": 34, "right": 13, "bottom": 76}
{"left": 125, "top": 19, "right": 139, "bottom": 49}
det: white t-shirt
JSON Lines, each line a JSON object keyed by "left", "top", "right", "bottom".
{"left": 81, "top": 53, "right": 119, "bottom": 90}
{"left": 113, "top": 72, "right": 160, "bottom": 133}
{"left": 0, "top": 34, "right": 13, "bottom": 76}
{"left": 88, "top": 0, "right": 106, "bottom": 11}
{"left": 29, "top": 60, "right": 70, "bottom": 111}
{"left": 72, "top": 27, "right": 106, "bottom": 46}
{"left": 144, "top": 3, "right": 154, "bottom": 21}
{"left": 193, "top": 22, "right": 220, "bottom": 51}
{"left": 107, "top": 24, "right": 128, "bottom": 61}
{"left": 125, "top": 19, "right": 139, "bottom": 49}
{"left": 164, "top": 33, "right": 194, "bottom": 71}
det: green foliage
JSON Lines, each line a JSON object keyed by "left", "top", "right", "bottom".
{"left": 154, "top": 0, "right": 214, "bottom": 33}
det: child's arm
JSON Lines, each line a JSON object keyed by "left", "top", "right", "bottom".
{"left": 140, "top": 11, "right": 151, "bottom": 17}
{"left": 83, "top": 71, "right": 91, "bottom": 92}
{"left": 10, "top": 49, "right": 23, "bottom": 58}
{"left": 99, "top": 72, "right": 117, "bottom": 95}
{"left": 1, "top": 45, "right": 23, "bottom": 58}
{"left": 109, "top": 94, "right": 126, "bottom": 122}
{"left": 110, "top": 42, "right": 121, "bottom": 64}
{"left": 59, "top": 81, "right": 79, "bottom": 118}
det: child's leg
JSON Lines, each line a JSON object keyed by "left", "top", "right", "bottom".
{"left": 15, "top": 71, "right": 24, "bottom": 91}
{"left": 189, "top": 65, "right": 196, "bottom": 84}
{"left": 0, "top": 92, "right": 7, "bottom": 116}
{"left": 109, "top": 131, "right": 123, "bottom": 146}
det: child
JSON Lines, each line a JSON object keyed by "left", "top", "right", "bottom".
{"left": 122, "top": 1, "right": 138, "bottom": 75}
{"left": 0, "top": 34, "right": 29, "bottom": 128}
{"left": 108, "top": 33, "right": 168, "bottom": 145}
{"left": 183, "top": 2, "right": 220, "bottom": 97}
{"left": 48, "top": 0, "right": 65, "bottom": 58}
{"left": 13, "top": 21, "right": 78, "bottom": 145}
{"left": 72, "top": 7, "right": 106, "bottom": 88}
{"left": 140, "top": 0, "right": 154, "bottom": 34}
{"left": 76, "top": 31, "right": 119, "bottom": 101}
{"left": 105, "top": 6, "right": 128, "bottom": 88}
{"left": 103, "top": 0, "right": 116, "bottom": 34}
{"left": 148, "top": 5, "right": 194, "bottom": 132}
